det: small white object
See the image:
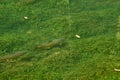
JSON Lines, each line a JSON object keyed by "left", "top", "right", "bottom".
{"left": 24, "top": 16, "right": 28, "bottom": 19}
{"left": 114, "top": 68, "right": 120, "bottom": 72}
{"left": 75, "top": 34, "right": 80, "bottom": 38}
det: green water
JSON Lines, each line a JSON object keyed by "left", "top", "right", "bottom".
{"left": 0, "top": 0, "right": 120, "bottom": 80}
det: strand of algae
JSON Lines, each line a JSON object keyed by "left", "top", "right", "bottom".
{"left": 116, "top": 16, "right": 120, "bottom": 40}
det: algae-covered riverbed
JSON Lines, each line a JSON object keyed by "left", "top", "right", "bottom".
{"left": 0, "top": 0, "right": 120, "bottom": 80}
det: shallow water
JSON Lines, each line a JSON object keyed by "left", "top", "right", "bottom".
{"left": 0, "top": 0, "right": 120, "bottom": 80}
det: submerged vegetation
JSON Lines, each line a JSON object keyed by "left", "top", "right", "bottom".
{"left": 0, "top": 0, "right": 120, "bottom": 80}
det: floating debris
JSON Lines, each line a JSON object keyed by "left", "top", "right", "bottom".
{"left": 35, "top": 38, "right": 65, "bottom": 50}
{"left": 24, "top": 16, "right": 28, "bottom": 19}
{"left": 0, "top": 50, "right": 28, "bottom": 62}
{"left": 75, "top": 34, "right": 80, "bottom": 38}
{"left": 114, "top": 68, "right": 120, "bottom": 72}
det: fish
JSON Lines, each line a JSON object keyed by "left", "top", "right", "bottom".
{"left": 0, "top": 50, "right": 28, "bottom": 62}
{"left": 35, "top": 38, "right": 65, "bottom": 50}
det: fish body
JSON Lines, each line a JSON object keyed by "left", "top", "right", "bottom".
{"left": 0, "top": 50, "right": 28, "bottom": 61}
{"left": 35, "top": 38, "right": 64, "bottom": 50}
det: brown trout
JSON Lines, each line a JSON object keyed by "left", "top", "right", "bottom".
{"left": 35, "top": 38, "right": 65, "bottom": 50}
{"left": 0, "top": 50, "right": 28, "bottom": 61}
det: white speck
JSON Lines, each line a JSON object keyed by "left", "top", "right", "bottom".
{"left": 24, "top": 16, "right": 28, "bottom": 19}
{"left": 75, "top": 34, "right": 80, "bottom": 38}
{"left": 114, "top": 68, "right": 120, "bottom": 72}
